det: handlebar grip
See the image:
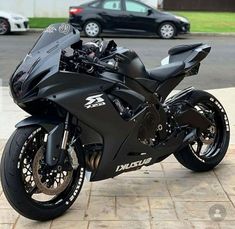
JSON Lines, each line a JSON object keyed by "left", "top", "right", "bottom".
{"left": 85, "top": 56, "right": 117, "bottom": 71}
{"left": 97, "top": 60, "right": 117, "bottom": 71}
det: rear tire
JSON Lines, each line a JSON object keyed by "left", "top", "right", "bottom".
{"left": 84, "top": 21, "right": 101, "bottom": 38}
{"left": 174, "top": 90, "right": 230, "bottom": 172}
{"left": 0, "top": 126, "right": 85, "bottom": 221}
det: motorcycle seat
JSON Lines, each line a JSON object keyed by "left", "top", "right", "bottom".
{"left": 168, "top": 43, "right": 203, "bottom": 55}
{"left": 148, "top": 61, "right": 185, "bottom": 82}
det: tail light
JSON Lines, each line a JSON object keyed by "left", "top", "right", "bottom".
{"left": 69, "top": 7, "right": 84, "bottom": 15}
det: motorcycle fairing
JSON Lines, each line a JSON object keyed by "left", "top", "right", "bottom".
{"left": 11, "top": 23, "right": 213, "bottom": 182}
{"left": 10, "top": 23, "right": 80, "bottom": 100}
{"left": 17, "top": 68, "right": 186, "bottom": 181}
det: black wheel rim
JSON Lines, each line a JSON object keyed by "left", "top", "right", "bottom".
{"left": 18, "top": 127, "right": 84, "bottom": 207}
{"left": 189, "top": 101, "right": 225, "bottom": 163}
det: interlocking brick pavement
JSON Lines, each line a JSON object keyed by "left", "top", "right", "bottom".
{"left": 0, "top": 139, "right": 235, "bottom": 229}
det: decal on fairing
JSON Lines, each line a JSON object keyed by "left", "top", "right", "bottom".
{"left": 116, "top": 158, "right": 152, "bottom": 172}
{"left": 84, "top": 94, "right": 106, "bottom": 109}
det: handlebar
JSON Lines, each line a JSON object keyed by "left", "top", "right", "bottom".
{"left": 86, "top": 56, "right": 118, "bottom": 71}
{"left": 61, "top": 51, "right": 118, "bottom": 73}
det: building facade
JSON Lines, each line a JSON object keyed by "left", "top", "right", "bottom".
{"left": 0, "top": 0, "right": 159, "bottom": 18}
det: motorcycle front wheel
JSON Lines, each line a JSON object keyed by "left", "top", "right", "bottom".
{"left": 0, "top": 126, "right": 85, "bottom": 221}
{"left": 174, "top": 90, "right": 230, "bottom": 172}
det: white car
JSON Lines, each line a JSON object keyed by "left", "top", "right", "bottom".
{"left": 0, "top": 11, "right": 29, "bottom": 35}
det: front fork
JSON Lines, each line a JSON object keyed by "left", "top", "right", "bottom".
{"left": 60, "top": 113, "right": 79, "bottom": 170}
{"left": 46, "top": 112, "right": 70, "bottom": 167}
{"left": 61, "top": 112, "right": 70, "bottom": 150}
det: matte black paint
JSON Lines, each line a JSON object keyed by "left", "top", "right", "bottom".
{"left": 11, "top": 24, "right": 211, "bottom": 181}
{"left": 46, "top": 123, "right": 65, "bottom": 166}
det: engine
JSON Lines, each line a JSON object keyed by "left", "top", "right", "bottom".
{"left": 111, "top": 95, "right": 170, "bottom": 146}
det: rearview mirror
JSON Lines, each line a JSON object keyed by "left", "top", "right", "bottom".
{"left": 147, "top": 9, "right": 153, "bottom": 16}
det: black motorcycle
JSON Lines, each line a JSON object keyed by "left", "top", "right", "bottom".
{"left": 0, "top": 23, "right": 230, "bottom": 221}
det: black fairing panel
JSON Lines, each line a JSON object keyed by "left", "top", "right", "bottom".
{"left": 169, "top": 44, "right": 211, "bottom": 70}
{"left": 111, "top": 88, "right": 145, "bottom": 110}
{"left": 36, "top": 71, "right": 137, "bottom": 180}
{"left": 168, "top": 43, "right": 202, "bottom": 56}
{"left": 117, "top": 49, "right": 149, "bottom": 79}
{"left": 156, "top": 76, "right": 184, "bottom": 101}
{"left": 24, "top": 71, "right": 183, "bottom": 181}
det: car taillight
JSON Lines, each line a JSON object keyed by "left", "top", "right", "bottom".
{"left": 69, "top": 7, "right": 84, "bottom": 15}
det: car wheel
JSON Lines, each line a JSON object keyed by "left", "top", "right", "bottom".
{"left": 0, "top": 18, "right": 10, "bottom": 35}
{"left": 84, "top": 21, "right": 101, "bottom": 38}
{"left": 158, "top": 22, "right": 176, "bottom": 39}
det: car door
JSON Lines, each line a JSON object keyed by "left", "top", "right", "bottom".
{"left": 123, "top": 0, "right": 156, "bottom": 33}
{"left": 99, "top": 0, "right": 127, "bottom": 32}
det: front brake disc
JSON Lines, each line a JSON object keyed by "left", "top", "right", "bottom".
{"left": 32, "top": 147, "right": 73, "bottom": 196}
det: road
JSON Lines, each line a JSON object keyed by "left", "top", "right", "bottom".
{"left": 0, "top": 33, "right": 235, "bottom": 89}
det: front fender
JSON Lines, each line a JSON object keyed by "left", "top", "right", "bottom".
{"left": 16, "top": 115, "right": 63, "bottom": 132}
{"left": 16, "top": 116, "right": 64, "bottom": 166}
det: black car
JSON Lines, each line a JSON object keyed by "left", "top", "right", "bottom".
{"left": 69, "top": 0, "right": 190, "bottom": 39}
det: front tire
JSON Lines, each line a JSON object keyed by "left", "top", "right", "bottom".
{"left": 174, "top": 91, "right": 230, "bottom": 172}
{"left": 158, "top": 22, "right": 176, "bottom": 39}
{"left": 0, "top": 126, "right": 85, "bottom": 221}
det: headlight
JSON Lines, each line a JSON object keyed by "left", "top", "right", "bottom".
{"left": 11, "top": 71, "right": 28, "bottom": 98}
{"left": 175, "top": 16, "right": 189, "bottom": 23}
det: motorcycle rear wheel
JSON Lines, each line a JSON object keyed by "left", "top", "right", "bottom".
{"left": 174, "top": 90, "right": 230, "bottom": 171}
{"left": 0, "top": 126, "right": 85, "bottom": 221}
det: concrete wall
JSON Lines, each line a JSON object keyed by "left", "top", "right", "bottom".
{"left": 0, "top": 0, "right": 88, "bottom": 17}
{"left": 0, "top": 0, "right": 159, "bottom": 18}
{"left": 0, "top": 0, "right": 34, "bottom": 17}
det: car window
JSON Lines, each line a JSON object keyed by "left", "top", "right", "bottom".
{"left": 125, "top": 0, "right": 148, "bottom": 13}
{"left": 102, "top": 0, "right": 121, "bottom": 11}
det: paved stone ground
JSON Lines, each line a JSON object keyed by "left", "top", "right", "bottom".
{"left": 0, "top": 143, "right": 235, "bottom": 229}
{"left": 0, "top": 87, "right": 235, "bottom": 228}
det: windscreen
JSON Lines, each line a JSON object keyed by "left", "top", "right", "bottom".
{"left": 10, "top": 23, "right": 80, "bottom": 99}
{"left": 30, "top": 23, "right": 77, "bottom": 53}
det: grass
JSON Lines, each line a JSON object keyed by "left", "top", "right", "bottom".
{"left": 29, "top": 18, "right": 67, "bottom": 28}
{"left": 173, "top": 11, "right": 235, "bottom": 33}
{"left": 29, "top": 12, "right": 235, "bottom": 33}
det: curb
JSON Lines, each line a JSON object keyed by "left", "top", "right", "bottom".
{"left": 29, "top": 29, "right": 235, "bottom": 37}
{"left": 189, "top": 32, "right": 235, "bottom": 37}
{"left": 29, "top": 28, "right": 44, "bottom": 33}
